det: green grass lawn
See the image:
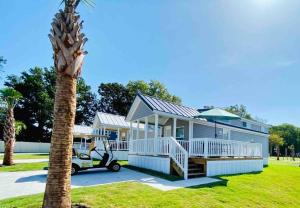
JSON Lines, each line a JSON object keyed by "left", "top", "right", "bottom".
{"left": 0, "top": 153, "right": 49, "bottom": 160}
{"left": 1, "top": 158, "right": 299, "bottom": 208}
{"left": 0, "top": 160, "right": 128, "bottom": 172}
{"left": 0, "top": 162, "right": 48, "bottom": 172}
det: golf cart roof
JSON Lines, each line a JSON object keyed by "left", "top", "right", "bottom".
{"left": 73, "top": 133, "right": 109, "bottom": 139}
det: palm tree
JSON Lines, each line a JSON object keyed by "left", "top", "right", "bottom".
{"left": 43, "top": 0, "right": 92, "bottom": 207}
{"left": 0, "top": 87, "right": 22, "bottom": 166}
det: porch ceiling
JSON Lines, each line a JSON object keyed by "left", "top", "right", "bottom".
{"left": 138, "top": 115, "right": 169, "bottom": 126}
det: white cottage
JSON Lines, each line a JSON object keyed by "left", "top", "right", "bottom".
{"left": 126, "top": 92, "right": 270, "bottom": 179}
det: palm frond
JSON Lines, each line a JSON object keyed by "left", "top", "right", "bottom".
{"left": 60, "top": 0, "right": 95, "bottom": 9}
{"left": 0, "top": 87, "right": 22, "bottom": 108}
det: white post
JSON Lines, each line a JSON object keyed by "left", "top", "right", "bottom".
{"left": 103, "top": 127, "right": 106, "bottom": 136}
{"left": 188, "top": 120, "right": 193, "bottom": 155}
{"left": 130, "top": 122, "right": 133, "bottom": 140}
{"left": 154, "top": 114, "right": 159, "bottom": 138}
{"left": 117, "top": 128, "right": 120, "bottom": 150}
{"left": 117, "top": 128, "right": 120, "bottom": 141}
{"left": 137, "top": 120, "right": 140, "bottom": 139}
{"left": 144, "top": 117, "right": 148, "bottom": 139}
{"left": 204, "top": 138, "right": 208, "bottom": 158}
{"left": 173, "top": 118, "right": 177, "bottom": 139}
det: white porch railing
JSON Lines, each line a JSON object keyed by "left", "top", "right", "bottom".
{"left": 96, "top": 140, "right": 129, "bottom": 151}
{"left": 189, "top": 138, "right": 262, "bottom": 158}
{"left": 130, "top": 137, "right": 188, "bottom": 179}
{"left": 108, "top": 141, "right": 129, "bottom": 151}
{"left": 177, "top": 140, "right": 189, "bottom": 152}
{"left": 130, "top": 137, "right": 170, "bottom": 156}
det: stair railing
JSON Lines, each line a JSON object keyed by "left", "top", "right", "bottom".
{"left": 169, "top": 137, "right": 188, "bottom": 180}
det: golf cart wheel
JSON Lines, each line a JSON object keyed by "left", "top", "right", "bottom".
{"left": 109, "top": 163, "right": 121, "bottom": 172}
{"left": 71, "top": 164, "right": 79, "bottom": 176}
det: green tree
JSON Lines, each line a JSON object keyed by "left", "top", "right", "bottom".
{"left": 225, "top": 104, "right": 252, "bottom": 119}
{"left": 5, "top": 67, "right": 55, "bottom": 142}
{"left": 0, "top": 87, "right": 22, "bottom": 165}
{"left": 76, "top": 77, "right": 97, "bottom": 125}
{"left": 269, "top": 133, "right": 284, "bottom": 160}
{"left": 4, "top": 67, "right": 97, "bottom": 142}
{"left": 98, "top": 83, "right": 132, "bottom": 116}
{"left": 98, "top": 80, "right": 182, "bottom": 116}
{"left": 15, "top": 120, "right": 27, "bottom": 136}
{"left": 269, "top": 124, "right": 300, "bottom": 155}
{"left": 127, "top": 80, "right": 181, "bottom": 104}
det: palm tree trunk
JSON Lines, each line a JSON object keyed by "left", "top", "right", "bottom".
{"left": 2, "top": 107, "right": 15, "bottom": 166}
{"left": 43, "top": 1, "right": 86, "bottom": 206}
{"left": 42, "top": 73, "right": 76, "bottom": 208}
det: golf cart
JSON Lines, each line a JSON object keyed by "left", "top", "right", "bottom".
{"left": 72, "top": 134, "right": 121, "bottom": 175}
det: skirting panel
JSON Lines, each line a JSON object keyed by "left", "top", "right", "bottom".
{"left": 128, "top": 155, "right": 170, "bottom": 174}
{"left": 0, "top": 141, "right": 50, "bottom": 153}
{"left": 206, "top": 159, "right": 263, "bottom": 177}
{"left": 263, "top": 157, "right": 269, "bottom": 165}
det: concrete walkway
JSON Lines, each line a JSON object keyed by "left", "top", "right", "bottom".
{"left": 0, "top": 168, "right": 220, "bottom": 200}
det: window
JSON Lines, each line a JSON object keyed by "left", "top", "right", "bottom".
{"left": 251, "top": 124, "right": 261, "bottom": 132}
{"left": 176, "top": 127, "right": 185, "bottom": 140}
{"left": 242, "top": 122, "right": 247, "bottom": 128}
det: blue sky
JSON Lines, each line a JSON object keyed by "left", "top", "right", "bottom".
{"left": 0, "top": 0, "right": 299, "bottom": 126}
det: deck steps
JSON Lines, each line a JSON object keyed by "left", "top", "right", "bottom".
{"left": 188, "top": 158, "right": 205, "bottom": 179}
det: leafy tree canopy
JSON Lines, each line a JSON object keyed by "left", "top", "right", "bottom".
{"left": 4, "top": 67, "right": 97, "bottom": 142}
{"left": 127, "top": 80, "right": 181, "bottom": 104}
{"left": 269, "top": 133, "right": 284, "bottom": 146}
{"left": 98, "top": 80, "right": 181, "bottom": 116}
{"left": 225, "top": 104, "right": 253, "bottom": 120}
{"left": 0, "top": 87, "right": 22, "bottom": 108}
{"left": 269, "top": 123, "right": 300, "bottom": 153}
{"left": 98, "top": 83, "right": 132, "bottom": 116}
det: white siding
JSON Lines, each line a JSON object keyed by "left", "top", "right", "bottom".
{"left": 0, "top": 141, "right": 50, "bottom": 153}
{"left": 128, "top": 155, "right": 170, "bottom": 174}
{"left": 206, "top": 159, "right": 263, "bottom": 176}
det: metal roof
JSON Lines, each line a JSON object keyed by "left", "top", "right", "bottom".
{"left": 97, "top": 112, "right": 144, "bottom": 129}
{"left": 73, "top": 125, "right": 94, "bottom": 137}
{"left": 138, "top": 93, "right": 200, "bottom": 118}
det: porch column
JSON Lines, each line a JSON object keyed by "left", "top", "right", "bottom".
{"left": 130, "top": 121, "right": 133, "bottom": 140}
{"left": 173, "top": 118, "right": 177, "bottom": 139}
{"left": 136, "top": 120, "right": 140, "bottom": 139}
{"left": 154, "top": 114, "right": 159, "bottom": 138}
{"left": 117, "top": 128, "right": 120, "bottom": 142}
{"left": 188, "top": 120, "right": 193, "bottom": 155}
{"left": 189, "top": 120, "right": 193, "bottom": 140}
{"left": 144, "top": 117, "right": 148, "bottom": 139}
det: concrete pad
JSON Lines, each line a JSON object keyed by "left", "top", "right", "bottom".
{"left": 0, "top": 168, "right": 221, "bottom": 200}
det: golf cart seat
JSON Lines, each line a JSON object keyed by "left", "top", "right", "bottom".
{"left": 72, "top": 147, "right": 92, "bottom": 160}
{"left": 78, "top": 146, "right": 97, "bottom": 160}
